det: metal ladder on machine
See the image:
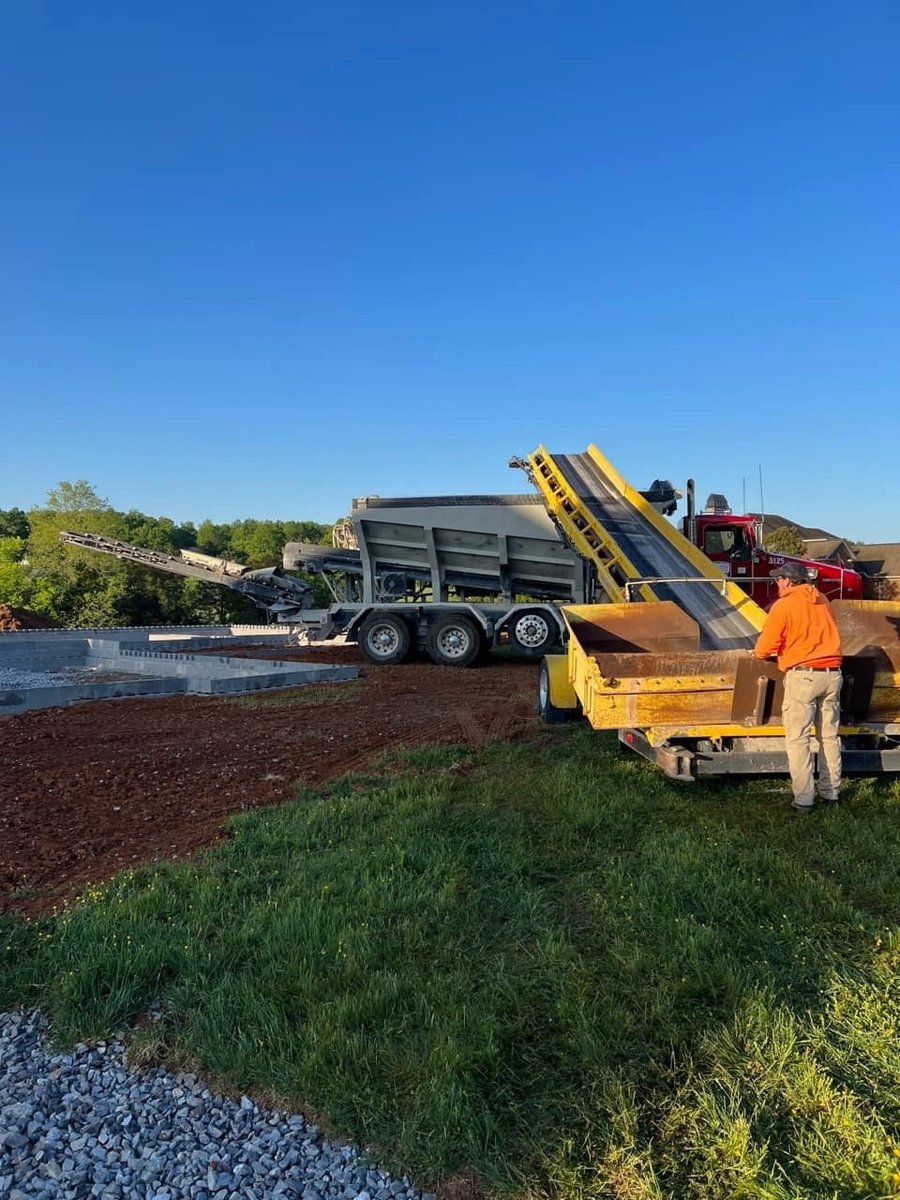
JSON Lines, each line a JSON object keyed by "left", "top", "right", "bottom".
{"left": 513, "top": 447, "right": 660, "bottom": 604}
{"left": 513, "top": 444, "right": 767, "bottom": 647}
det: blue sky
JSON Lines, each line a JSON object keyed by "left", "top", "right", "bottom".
{"left": 2, "top": 1, "right": 898, "bottom": 542}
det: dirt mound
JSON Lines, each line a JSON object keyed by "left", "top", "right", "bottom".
{"left": 0, "top": 604, "right": 60, "bottom": 631}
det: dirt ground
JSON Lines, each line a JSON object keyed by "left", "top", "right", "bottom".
{"left": 1, "top": 644, "right": 540, "bottom": 916}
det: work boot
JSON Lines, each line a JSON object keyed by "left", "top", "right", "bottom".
{"left": 818, "top": 796, "right": 840, "bottom": 807}
{"left": 790, "top": 800, "right": 815, "bottom": 814}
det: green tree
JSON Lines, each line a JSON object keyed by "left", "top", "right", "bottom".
{"left": 0, "top": 538, "right": 33, "bottom": 608}
{"left": 229, "top": 520, "right": 286, "bottom": 568}
{"left": 8, "top": 479, "right": 338, "bottom": 626}
{"left": 0, "top": 560, "right": 34, "bottom": 608}
{"left": 28, "top": 479, "right": 121, "bottom": 563}
{"left": 47, "top": 480, "right": 112, "bottom": 514}
{"left": 0, "top": 537, "right": 26, "bottom": 565}
{"left": 196, "top": 520, "right": 234, "bottom": 557}
{"left": 0, "top": 507, "right": 30, "bottom": 539}
{"left": 764, "top": 524, "right": 807, "bottom": 556}
{"left": 283, "top": 519, "right": 332, "bottom": 546}
{"left": 25, "top": 480, "right": 127, "bottom": 625}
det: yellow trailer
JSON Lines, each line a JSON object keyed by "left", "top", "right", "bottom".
{"left": 539, "top": 599, "right": 900, "bottom": 779}
{"left": 519, "top": 444, "right": 900, "bottom": 779}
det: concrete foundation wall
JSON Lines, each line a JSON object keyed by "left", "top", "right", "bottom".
{"left": 0, "top": 628, "right": 357, "bottom": 716}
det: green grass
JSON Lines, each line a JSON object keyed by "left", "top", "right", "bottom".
{"left": 4, "top": 727, "right": 900, "bottom": 1198}
{"left": 226, "top": 681, "right": 362, "bottom": 709}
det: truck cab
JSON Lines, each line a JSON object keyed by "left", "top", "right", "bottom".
{"left": 684, "top": 492, "right": 862, "bottom": 606}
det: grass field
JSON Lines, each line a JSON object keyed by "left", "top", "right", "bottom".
{"left": 4, "top": 725, "right": 900, "bottom": 1199}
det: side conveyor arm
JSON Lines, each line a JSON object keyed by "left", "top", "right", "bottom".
{"left": 59, "top": 531, "right": 312, "bottom": 619}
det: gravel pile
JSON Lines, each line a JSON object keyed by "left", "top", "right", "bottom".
{"left": 0, "top": 668, "right": 142, "bottom": 690}
{"left": 1, "top": 1011, "right": 433, "bottom": 1200}
{"left": 0, "top": 668, "right": 72, "bottom": 690}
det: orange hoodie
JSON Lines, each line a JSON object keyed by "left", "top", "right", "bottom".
{"left": 753, "top": 584, "right": 842, "bottom": 671}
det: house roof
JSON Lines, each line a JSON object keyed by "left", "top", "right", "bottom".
{"left": 850, "top": 543, "right": 900, "bottom": 578}
{"left": 730, "top": 511, "right": 900, "bottom": 578}
{"left": 801, "top": 536, "right": 857, "bottom": 562}
{"left": 749, "top": 513, "right": 842, "bottom": 541}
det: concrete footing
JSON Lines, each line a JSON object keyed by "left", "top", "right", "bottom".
{"left": 0, "top": 627, "right": 357, "bottom": 716}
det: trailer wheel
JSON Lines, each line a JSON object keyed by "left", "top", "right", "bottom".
{"left": 507, "top": 608, "right": 559, "bottom": 656}
{"left": 358, "top": 613, "right": 412, "bottom": 665}
{"left": 538, "top": 658, "right": 577, "bottom": 723}
{"left": 427, "top": 614, "right": 482, "bottom": 668}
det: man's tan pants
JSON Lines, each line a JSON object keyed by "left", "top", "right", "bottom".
{"left": 781, "top": 668, "right": 842, "bottom": 806}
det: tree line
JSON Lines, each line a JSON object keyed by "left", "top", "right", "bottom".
{"left": 0, "top": 481, "right": 335, "bottom": 627}
{"left": 0, "top": 480, "right": 826, "bottom": 629}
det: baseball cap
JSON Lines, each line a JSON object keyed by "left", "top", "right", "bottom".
{"left": 769, "top": 561, "right": 810, "bottom": 584}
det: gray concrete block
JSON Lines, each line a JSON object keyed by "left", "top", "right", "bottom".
{"left": 0, "top": 627, "right": 357, "bottom": 715}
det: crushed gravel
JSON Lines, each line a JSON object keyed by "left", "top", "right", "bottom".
{"left": 0, "top": 668, "right": 142, "bottom": 690}
{"left": 0, "top": 668, "right": 73, "bottom": 690}
{"left": 1, "top": 1011, "right": 434, "bottom": 1200}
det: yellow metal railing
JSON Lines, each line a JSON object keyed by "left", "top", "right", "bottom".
{"left": 526, "top": 447, "right": 658, "bottom": 604}
{"left": 525, "top": 443, "right": 768, "bottom": 632}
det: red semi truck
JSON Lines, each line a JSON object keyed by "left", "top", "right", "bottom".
{"left": 682, "top": 481, "right": 862, "bottom": 606}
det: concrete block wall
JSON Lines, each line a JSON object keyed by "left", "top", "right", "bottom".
{"left": 0, "top": 633, "right": 357, "bottom": 715}
{"left": 0, "top": 623, "right": 298, "bottom": 642}
{"left": 1, "top": 676, "right": 183, "bottom": 716}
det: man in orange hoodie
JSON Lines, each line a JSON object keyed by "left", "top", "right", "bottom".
{"left": 753, "top": 561, "right": 843, "bottom": 812}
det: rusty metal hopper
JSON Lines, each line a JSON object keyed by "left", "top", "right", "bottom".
{"left": 562, "top": 599, "right": 900, "bottom": 734}
{"left": 562, "top": 603, "right": 742, "bottom": 730}
{"left": 832, "top": 601, "right": 900, "bottom": 724}
{"left": 562, "top": 602, "right": 700, "bottom": 655}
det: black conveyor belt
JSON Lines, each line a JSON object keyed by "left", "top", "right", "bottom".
{"left": 555, "top": 453, "right": 759, "bottom": 650}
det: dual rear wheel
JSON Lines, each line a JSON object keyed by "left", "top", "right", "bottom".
{"left": 358, "top": 608, "right": 559, "bottom": 667}
{"left": 357, "top": 612, "right": 485, "bottom": 668}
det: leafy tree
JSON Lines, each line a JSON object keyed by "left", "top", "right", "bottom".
{"left": 172, "top": 521, "right": 197, "bottom": 550}
{"left": 46, "top": 480, "right": 111, "bottom": 514}
{"left": 283, "top": 519, "right": 332, "bottom": 546}
{"left": 0, "top": 537, "right": 26, "bottom": 565}
{"left": 764, "top": 524, "right": 807, "bottom": 556}
{"left": 117, "top": 512, "right": 199, "bottom": 555}
{"left": 0, "top": 539, "right": 31, "bottom": 611}
{"left": 0, "top": 560, "right": 33, "bottom": 609}
{"left": 24, "top": 480, "right": 126, "bottom": 625}
{"left": 0, "top": 507, "right": 30, "bottom": 539}
{"left": 121, "top": 512, "right": 177, "bottom": 553}
{"left": 229, "top": 520, "right": 287, "bottom": 568}
{"left": 28, "top": 480, "right": 121, "bottom": 565}
{"left": 196, "top": 520, "right": 234, "bottom": 557}
{"left": 3, "top": 478, "right": 339, "bottom": 625}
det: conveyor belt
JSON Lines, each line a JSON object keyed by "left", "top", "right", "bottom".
{"left": 549, "top": 452, "right": 761, "bottom": 650}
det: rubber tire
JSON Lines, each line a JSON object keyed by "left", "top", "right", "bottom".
{"left": 357, "top": 613, "right": 412, "bottom": 665}
{"left": 427, "top": 614, "right": 483, "bottom": 668}
{"left": 538, "top": 657, "right": 575, "bottom": 724}
{"left": 507, "top": 608, "right": 559, "bottom": 656}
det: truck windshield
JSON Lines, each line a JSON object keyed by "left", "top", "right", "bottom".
{"left": 704, "top": 528, "right": 748, "bottom": 557}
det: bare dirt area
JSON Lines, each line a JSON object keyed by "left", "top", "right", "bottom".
{"left": 1, "top": 644, "right": 540, "bottom": 916}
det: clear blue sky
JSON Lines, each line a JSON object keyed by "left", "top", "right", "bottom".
{"left": 2, "top": 1, "right": 898, "bottom": 541}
